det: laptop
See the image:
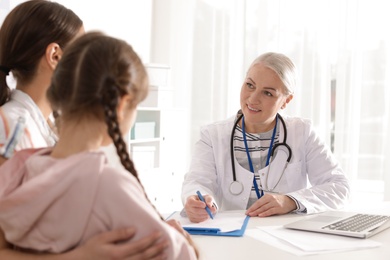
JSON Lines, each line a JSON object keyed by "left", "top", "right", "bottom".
{"left": 284, "top": 211, "right": 390, "bottom": 238}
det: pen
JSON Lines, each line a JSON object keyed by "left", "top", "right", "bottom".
{"left": 196, "top": 190, "right": 214, "bottom": 220}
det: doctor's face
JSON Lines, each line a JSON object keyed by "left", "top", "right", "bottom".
{"left": 240, "top": 62, "right": 292, "bottom": 133}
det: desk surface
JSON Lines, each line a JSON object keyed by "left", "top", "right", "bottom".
{"left": 191, "top": 202, "right": 390, "bottom": 260}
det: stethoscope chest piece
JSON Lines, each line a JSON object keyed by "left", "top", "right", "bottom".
{"left": 229, "top": 181, "right": 244, "bottom": 195}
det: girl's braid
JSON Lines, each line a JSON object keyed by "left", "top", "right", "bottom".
{"left": 102, "top": 82, "right": 164, "bottom": 220}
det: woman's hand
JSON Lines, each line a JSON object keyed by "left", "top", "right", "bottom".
{"left": 184, "top": 195, "right": 217, "bottom": 223}
{"left": 73, "top": 228, "right": 168, "bottom": 260}
{"left": 245, "top": 193, "right": 297, "bottom": 217}
{"left": 0, "top": 227, "right": 168, "bottom": 260}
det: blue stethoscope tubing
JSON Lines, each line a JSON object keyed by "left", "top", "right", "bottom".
{"left": 229, "top": 112, "right": 292, "bottom": 196}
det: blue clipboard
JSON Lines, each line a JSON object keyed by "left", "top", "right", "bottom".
{"left": 166, "top": 211, "right": 250, "bottom": 237}
{"left": 184, "top": 215, "right": 250, "bottom": 236}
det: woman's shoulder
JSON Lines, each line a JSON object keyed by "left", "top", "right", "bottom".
{"left": 0, "top": 93, "right": 31, "bottom": 134}
{"left": 1, "top": 89, "right": 28, "bottom": 109}
{"left": 1, "top": 101, "right": 29, "bottom": 120}
{"left": 1, "top": 90, "right": 38, "bottom": 122}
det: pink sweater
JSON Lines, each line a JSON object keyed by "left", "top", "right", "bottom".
{"left": 0, "top": 148, "right": 196, "bottom": 259}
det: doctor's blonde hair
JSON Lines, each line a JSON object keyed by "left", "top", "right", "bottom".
{"left": 249, "top": 52, "right": 297, "bottom": 95}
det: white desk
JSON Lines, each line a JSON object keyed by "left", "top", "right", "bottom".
{"left": 191, "top": 202, "right": 390, "bottom": 260}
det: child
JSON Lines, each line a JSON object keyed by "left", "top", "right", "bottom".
{"left": 0, "top": 1, "right": 167, "bottom": 258}
{"left": 0, "top": 32, "right": 198, "bottom": 259}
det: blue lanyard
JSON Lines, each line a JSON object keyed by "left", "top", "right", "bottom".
{"left": 241, "top": 116, "right": 278, "bottom": 198}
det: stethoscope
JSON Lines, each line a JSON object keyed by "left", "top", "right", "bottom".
{"left": 229, "top": 111, "right": 292, "bottom": 197}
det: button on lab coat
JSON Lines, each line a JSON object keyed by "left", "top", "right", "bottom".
{"left": 182, "top": 115, "right": 350, "bottom": 214}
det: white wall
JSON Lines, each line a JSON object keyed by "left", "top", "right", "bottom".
{"left": 2, "top": 1, "right": 153, "bottom": 62}
{"left": 150, "top": 0, "right": 195, "bottom": 171}
{"left": 57, "top": 0, "right": 153, "bottom": 63}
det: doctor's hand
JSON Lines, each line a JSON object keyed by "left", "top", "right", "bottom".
{"left": 245, "top": 193, "right": 297, "bottom": 217}
{"left": 184, "top": 195, "right": 217, "bottom": 223}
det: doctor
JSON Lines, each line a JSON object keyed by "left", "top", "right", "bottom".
{"left": 182, "top": 52, "right": 350, "bottom": 223}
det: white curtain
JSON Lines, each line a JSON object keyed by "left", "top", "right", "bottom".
{"left": 3, "top": 0, "right": 388, "bottom": 205}
{"left": 185, "top": 0, "right": 390, "bottom": 203}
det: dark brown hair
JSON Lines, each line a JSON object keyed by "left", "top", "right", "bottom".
{"left": 47, "top": 31, "right": 153, "bottom": 213}
{"left": 0, "top": 0, "right": 83, "bottom": 105}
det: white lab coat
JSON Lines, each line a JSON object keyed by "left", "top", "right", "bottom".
{"left": 182, "top": 115, "right": 350, "bottom": 214}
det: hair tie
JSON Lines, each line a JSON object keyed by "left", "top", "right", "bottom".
{"left": 0, "top": 66, "right": 10, "bottom": 76}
